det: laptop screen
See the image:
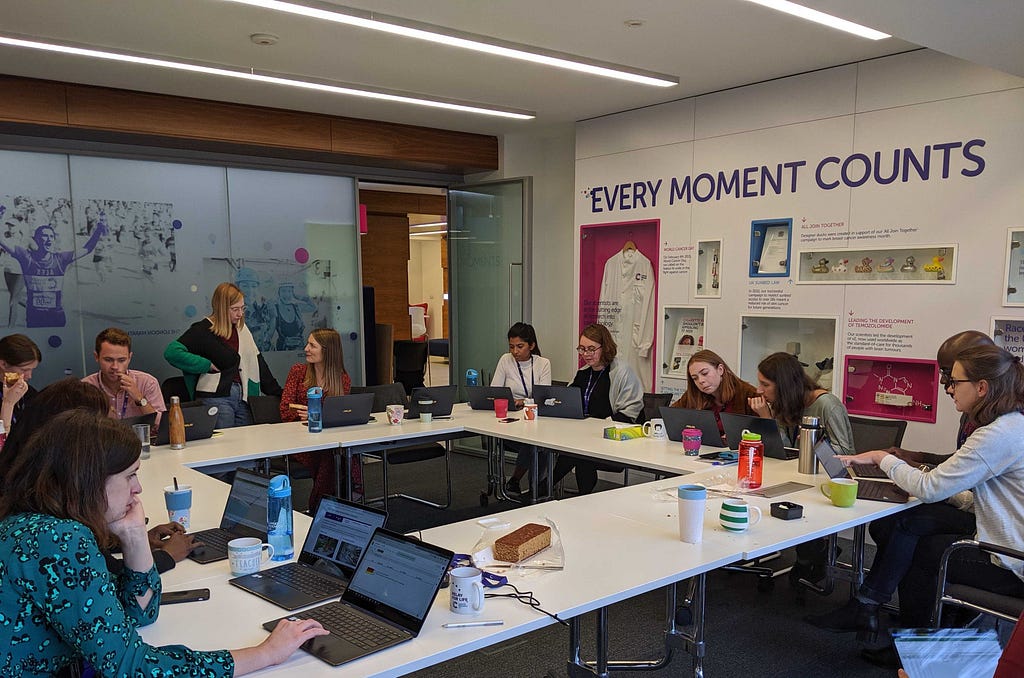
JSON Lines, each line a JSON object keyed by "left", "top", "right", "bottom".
{"left": 812, "top": 438, "right": 849, "bottom": 479}
{"left": 221, "top": 469, "right": 271, "bottom": 532}
{"left": 344, "top": 529, "right": 452, "bottom": 622}
{"left": 299, "top": 496, "right": 387, "bottom": 574}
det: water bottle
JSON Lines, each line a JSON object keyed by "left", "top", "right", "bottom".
{"left": 737, "top": 429, "right": 764, "bottom": 490}
{"left": 466, "top": 368, "right": 479, "bottom": 387}
{"left": 682, "top": 425, "right": 702, "bottom": 456}
{"left": 798, "top": 415, "right": 821, "bottom": 475}
{"left": 267, "top": 475, "right": 294, "bottom": 561}
{"left": 168, "top": 396, "right": 186, "bottom": 450}
{"left": 307, "top": 386, "right": 323, "bottom": 433}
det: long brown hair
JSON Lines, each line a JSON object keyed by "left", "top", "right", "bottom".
{"left": 304, "top": 328, "right": 348, "bottom": 396}
{"left": 0, "top": 333, "right": 41, "bottom": 366}
{"left": 757, "top": 352, "right": 820, "bottom": 426}
{"left": 0, "top": 410, "right": 141, "bottom": 548}
{"left": 1, "top": 378, "right": 108, "bottom": 456}
{"left": 676, "top": 350, "right": 747, "bottom": 410}
{"left": 581, "top": 323, "right": 617, "bottom": 364}
{"left": 209, "top": 282, "right": 245, "bottom": 339}
{"left": 956, "top": 345, "right": 1024, "bottom": 427}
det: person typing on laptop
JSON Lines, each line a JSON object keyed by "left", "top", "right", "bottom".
{"left": 670, "top": 349, "right": 758, "bottom": 444}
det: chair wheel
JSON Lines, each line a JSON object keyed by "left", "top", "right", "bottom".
{"left": 479, "top": 493, "right": 489, "bottom": 507}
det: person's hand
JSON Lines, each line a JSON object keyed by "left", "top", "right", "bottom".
{"left": 208, "top": 364, "right": 220, "bottom": 373}
{"left": 888, "top": 447, "right": 925, "bottom": 465}
{"left": 898, "top": 670, "right": 910, "bottom": 678}
{"left": 292, "top": 404, "right": 308, "bottom": 423}
{"left": 747, "top": 396, "right": 771, "bottom": 418}
{"left": 119, "top": 373, "right": 143, "bottom": 403}
{"left": 840, "top": 449, "right": 889, "bottom": 467}
{"left": 514, "top": 399, "right": 525, "bottom": 409}
{"left": 147, "top": 521, "right": 184, "bottom": 549}
{"left": 3, "top": 376, "right": 30, "bottom": 406}
{"left": 258, "top": 618, "right": 330, "bottom": 666}
{"left": 108, "top": 496, "right": 149, "bottom": 544}
{"left": 158, "top": 530, "right": 198, "bottom": 562}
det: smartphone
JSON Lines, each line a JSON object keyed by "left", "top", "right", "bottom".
{"left": 498, "top": 417, "right": 518, "bottom": 423}
{"left": 162, "top": 588, "right": 211, "bottom": 604}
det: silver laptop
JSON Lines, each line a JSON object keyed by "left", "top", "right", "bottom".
{"left": 262, "top": 529, "right": 453, "bottom": 667}
{"left": 533, "top": 385, "right": 585, "bottom": 419}
{"left": 659, "top": 406, "right": 727, "bottom": 446}
{"left": 189, "top": 468, "right": 271, "bottom": 564}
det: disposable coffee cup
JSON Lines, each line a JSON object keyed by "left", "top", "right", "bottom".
{"left": 494, "top": 398, "right": 509, "bottom": 418}
{"left": 677, "top": 485, "right": 707, "bottom": 544}
{"left": 163, "top": 484, "right": 192, "bottom": 530}
{"left": 133, "top": 423, "right": 151, "bottom": 459}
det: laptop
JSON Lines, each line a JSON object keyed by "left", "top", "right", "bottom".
{"left": 721, "top": 412, "right": 799, "bottom": 460}
{"left": 813, "top": 438, "right": 910, "bottom": 504}
{"left": 407, "top": 385, "right": 457, "bottom": 419}
{"left": 659, "top": 406, "right": 727, "bottom": 447}
{"left": 153, "top": 403, "right": 219, "bottom": 446}
{"left": 230, "top": 495, "right": 388, "bottom": 610}
{"left": 465, "top": 385, "right": 522, "bottom": 411}
{"left": 262, "top": 528, "right": 453, "bottom": 667}
{"left": 322, "top": 393, "right": 375, "bottom": 428}
{"left": 121, "top": 412, "right": 157, "bottom": 429}
{"left": 532, "top": 385, "right": 585, "bottom": 419}
{"left": 188, "top": 468, "right": 271, "bottom": 564}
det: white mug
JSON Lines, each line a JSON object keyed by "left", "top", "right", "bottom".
{"left": 643, "top": 418, "right": 667, "bottom": 440}
{"left": 719, "top": 498, "right": 763, "bottom": 533}
{"left": 228, "top": 537, "right": 275, "bottom": 576}
{"left": 449, "top": 566, "right": 485, "bottom": 614}
{"left": 386, "top": 404, "right": 405, "bottom": 425}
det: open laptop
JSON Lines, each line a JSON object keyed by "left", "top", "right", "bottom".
{"left": 659, "top": 406, "right": 727, "bottom": 447}
{"left": 153, "top": 402, "right": 219, "bottom": 446}
{"left": 721, "top": 412, "right": 799, "bottom": 460}
{"left": 121, "top": 412, "right": 157, "bottom": 429}
{"left": 407, "top": 385, "right": 457, "bottom": 419}
{"left": 230, "top": 495, "right": 388, "bottom": 610}
{"left": 322, "top": 393, "right": 375, "bottom": 428}
{"left": 262, "top": 528, "right": 453, "bottom": 667}
{"left": 189, "top": 468, "right": 271, "bottom": 564}
{"left": 533, "top": 385, "right": 585, "bottom": 419}
{"left": 813, "top": 438, "right": 910, "bottom": 504}
{"left": 466, "top": 385, "right": 521, "bottom": 411}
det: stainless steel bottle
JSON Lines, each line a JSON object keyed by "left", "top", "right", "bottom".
{"left": 798, "top": 415, "right": 820, "bottom": 475}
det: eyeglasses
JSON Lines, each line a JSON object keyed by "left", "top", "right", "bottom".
{"left": 229, "top": 305, "right": 246, "bottom": 312}
{"left": 946, "top": 377, "right": 974, "bottom": 388}
{"left": 938, "top": 368, "right": 952, "bottom": 385}
{"left": 576, "top": 345, "right": 601, "bottom": 355}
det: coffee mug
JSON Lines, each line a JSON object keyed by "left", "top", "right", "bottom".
{"left": 643, "top": 418, "right": 667, "bottom": 440}
{"left": 228, "top": 537, "right": 275, "bottom": 576}
{"left": 418, "top": 400, "right": 435, "bottom": 423}
{"left": 386, "top": 404, "right": 405, "bottom": 425}
{"left": 719, "top": 498, "right": 762, "bottom": 532}
{"left": 163, "top": 484, "right": 192, "bottom": 530}
{"left": 523, "top": 402, "right": 538, "bottom": 420}
{"left": 821, "top": 477, "right": 858, "bottom": 507}
{"left": 449, "top": 566, "right": 485, "bottom": 614}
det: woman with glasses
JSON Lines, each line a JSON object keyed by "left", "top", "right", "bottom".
{"left": 551, "top": 323, "right": 643, "bottom": 495}
{"left": 164, "top": 282, "right": 281, "bottom": 428}
{"left": 670, "top": 349, "right": 758, "bottom": 443}
{"left": 808, "top": 345, "right": 1024, "bottom": 665}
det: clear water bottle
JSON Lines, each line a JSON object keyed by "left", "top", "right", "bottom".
{"left": 466, "top": 368, "right": 479, "bottom": 387}
{"left": 307, "top": 386, "right": 323, "bottom": 433}
{"left": 267, "top": 475, "right": 294, "bottom": 561}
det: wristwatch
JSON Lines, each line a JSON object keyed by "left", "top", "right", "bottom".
{"left": 136, "top": 397, "right": 149, "bottom": 407}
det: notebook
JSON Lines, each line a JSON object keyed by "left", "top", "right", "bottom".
{"left": 153, "top": 403, "right": 219, "bottom": 446}
{"left": 262, "top": 528, "right": 453, "bottom": 667}
{"left": 229, "top": 495, "right": 388, "bottom": 610}
{"left": 720, "top": 412, "right": 799, "bottom": 460}
{"left": 407, "top": 385, "right": 457, "bottom": 419}
{"left": 532, "top": 385, "right": 585, "bottom": 419}
{"left": 321, "top": 393, "right": 375, "bottom": 428}
{"left": 659, "top": 406, "right": 727, "bottom": 447}
{"left": 188, "top": 468, "right": 271, "bottom": 564}
{"left": 813, "top": 438, "right": 910, "bottom": 504}
{"left": 465, "top": 385, "right": 522, "bottom": 411}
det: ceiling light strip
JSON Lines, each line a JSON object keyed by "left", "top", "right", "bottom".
{"left": 223, "top": 0, "right": 678, "bottom": 87}
{"left": 0, "top": 34, "right": 535, "bottom": 119}
{"left": 742, "top": 0, "right": 890, "bottom": 40}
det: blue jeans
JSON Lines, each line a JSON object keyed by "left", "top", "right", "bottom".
{"left": 203, "top": 382, "right": 253, "bottom": 429}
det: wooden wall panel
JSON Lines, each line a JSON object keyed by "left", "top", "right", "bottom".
{"left": 333, "top": 118, "right": 498, "bottom": 173}
{"left": 361, "top": 214, "right": 411, "bottom": 340}
{"left": 0, "top": 77, "right": 67, "bottom": 125}
{"left": 360, "top": 190, "right": 446, "bottom": 217}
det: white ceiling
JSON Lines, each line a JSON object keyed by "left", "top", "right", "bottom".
{"left": 0, "top": 1, "right": 1020, "bottom": 137}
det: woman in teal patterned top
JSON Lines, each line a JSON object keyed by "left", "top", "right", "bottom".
{"left": 0, "top": 410, "right": 328, "bottom": 677}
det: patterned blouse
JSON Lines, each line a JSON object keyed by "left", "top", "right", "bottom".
{"left": 0, "top": 513, "right": 234, "bottom": 677}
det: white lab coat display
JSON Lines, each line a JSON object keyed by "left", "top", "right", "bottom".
{"left": 597, "top": 248, "right": 656, "bottom": 391}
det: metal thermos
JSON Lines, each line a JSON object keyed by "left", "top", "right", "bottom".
{"left": 798, "top": 415, "right": 821, "bottom": 475}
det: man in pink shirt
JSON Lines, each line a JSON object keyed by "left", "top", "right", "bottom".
{"left": 82, "top": 327, "right": 165, "bottom": 428}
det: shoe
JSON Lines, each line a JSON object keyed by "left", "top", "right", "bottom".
{"left": 805, "top": 598, "right": 879, "bottom": 642}
{"left": 860, "top": 644, "right": 899, "bottom": 670}
{"left": 504, "top": 478, "right": 522, "bottom": 497}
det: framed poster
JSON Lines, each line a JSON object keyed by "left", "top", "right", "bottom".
{"left": 749, "top": 218, "right": 791, "bottom": 278}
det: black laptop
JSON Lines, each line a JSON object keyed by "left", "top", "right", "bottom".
{"left": 721, "top": 412, "right": 799, "bottom": 460}
{"left": 229, "top": 495, "right": 387, "bottom": 610}
{"left": 262, "top": 528, "right": 453, "bottom": 667}
{"left": 407, "top": 385, "right": 457, "bottom": 419}
{"left": 465, "top": 385, "right": 522, "bottom": 411}
{"left": 533, "top": 385, "right": 585, "bottom": 419}
{"left": 322, "top": 393, "right": 375, "bottom": 428}
{"left": 189, "top": 468, "right": 271, "bottom": 564}
{"left": 153, "top": 402, "right": 219, "bottom": 446}
{"left": 813, "top": 438, "right": 910, "bottom": 504}
{"left": 659, "top": 406, "right": 727, "bottom": 446}
{"left": 121, "top": 412, "right": 157, "bottom": 429}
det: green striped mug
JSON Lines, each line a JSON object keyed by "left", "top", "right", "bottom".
{"left": 719, "top": 498, "right": 762, "bottom": 532}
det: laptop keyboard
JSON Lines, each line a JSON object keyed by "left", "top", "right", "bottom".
{"left": 857, "top": 480, "right": 908, "bottom": 501}
{"left": 295, "top": 602, "right": 405, "bottom": 650}
{"left": 851, "top": 463, "right": 889, "bottom": 479}
{"left": 192, "top": 528, "right": 230, "bottom": 551}
{"left": 263, "top": 564, "right": 340, "bottom": 596}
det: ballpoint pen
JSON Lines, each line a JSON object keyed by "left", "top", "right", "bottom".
{"left": 442, "top": 620, "right": 504, "bottom": 629}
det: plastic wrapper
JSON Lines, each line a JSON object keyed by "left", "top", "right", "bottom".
{"left": 470, "top": 516, "right": 564, "bottom": 571}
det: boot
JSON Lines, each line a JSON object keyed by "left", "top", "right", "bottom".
{"left": 805, "top": 598, "right": 879, "bottom": 642}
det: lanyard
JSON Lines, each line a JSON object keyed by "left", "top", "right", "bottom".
{"left": 515, "top": 356, "right": 534, "bottom": 397}
{"left": 101, "top": 376, "right": 130, "bottom": 419}
{"left": 450, "top": 554, "right": 508, "bottom": 588}
{"left": 583, "top": 368, "right": 604, "bottom": 416}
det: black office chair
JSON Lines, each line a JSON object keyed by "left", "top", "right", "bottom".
{"left": 641, "top": 392, "right": 673, "bottom": 424}
{"left": 552, "top": 380, "right": 569, "bottom": 387}
{"left": 393, "top": 340, "right": 429, "bottom": 394}
{"left": 932, "top": 539, "right": 1024, "bottom": 626}
{"left": 352, "top": 382, "right": 452, "bottom": 512}
{"left": 160, "top": 376, "right": 192, "bottom": 404}
{"left": 849, "top": 415, "right": 908, "bottom": 452}
{"left": 248, "top": 395, "right": 282, "bottom": 424}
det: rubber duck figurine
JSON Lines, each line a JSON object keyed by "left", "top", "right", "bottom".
{"left": 900, "top": 256, "right": 917, "bottom": 272}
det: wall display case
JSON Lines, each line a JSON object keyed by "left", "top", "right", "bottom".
{"left": 797, "top": 244, "right": 957, "bottom": 284}
{"left": 1003, "top": 228, "right": 1024, "bottom": 306}
{"left": 738, "top": 314, "right": 838, "bottom": 389}
{"left": 694, "top": 239, "right": 722, "bottom": 298}
{"left": 662, "top": 305, "right": 707, "bottom": 379}
{"left": 748, "top": 218, "right": 791, "bottom": 278}
{"left": 843, "top": 355, "right": 939, "bottom": 423}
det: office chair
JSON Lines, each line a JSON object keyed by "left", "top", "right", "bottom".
{"left": 641, "top": 392, "right": 673, "bottom": 424}
{"left": 849, "top": 415, "right": 908, "bottom": 452}
{"left": 248, "top": 395, "right": 282, "bottom": 424}
{"left": 393, "top": 340, "right": 429, "bottom": 393}
{"left": 932, "top": 539, "right": 1024, "bottom": 627}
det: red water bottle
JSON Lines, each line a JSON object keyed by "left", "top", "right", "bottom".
{"left": 737, "top": 429, "right": 764, "bottom": 490}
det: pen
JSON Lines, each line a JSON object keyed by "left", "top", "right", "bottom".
{"left": 442, "top": 620, "right": 504, "bottom": 629}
